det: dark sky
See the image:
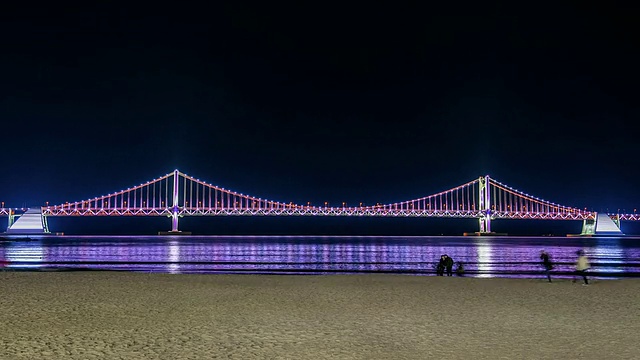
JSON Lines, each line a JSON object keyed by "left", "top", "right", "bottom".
{"left": 1, "top": 2, "right": 638, "bottom": 234}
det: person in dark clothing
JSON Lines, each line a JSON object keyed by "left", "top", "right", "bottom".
{"left": 455, "top": 262, "right": 465, "bottom": 277}
{"left": 540, "top": 250, "right": 553, "bottom": 282}
{"left": 436, "top": 255, "right": 446, "bottom": 276}
{"left": 444, "top": 255, "right": 454, "bottom": 276}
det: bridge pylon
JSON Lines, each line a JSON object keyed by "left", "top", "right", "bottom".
{"left": 478, "top": 175, "right": 492, "bottom": 234}
{"left": 161, "top": 169, "right": 190, "bottom": 235}
{"left": 170, "top": 169, "right": 181, "bottom": 233}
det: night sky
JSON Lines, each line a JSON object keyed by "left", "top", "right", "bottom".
{"left": 1, "top": 3, "right": 638, "bottom": 234}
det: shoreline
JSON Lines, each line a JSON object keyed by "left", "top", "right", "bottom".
{"left": 1, "top": 267, "right": 640, "bottom": 278}
{"left": 3, "top": 234, "right": 640, "bottom": 238}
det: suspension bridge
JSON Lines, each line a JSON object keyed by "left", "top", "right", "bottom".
{"left": 1, "top": 170, "right": 637, "bottom": 235}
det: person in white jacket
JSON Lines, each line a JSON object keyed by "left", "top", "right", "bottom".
{"left": 573, "top": 250, "right": 590, "bottom": 285}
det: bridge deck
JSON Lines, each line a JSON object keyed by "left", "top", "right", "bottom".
{"left": 36, "top": 207, "right": 612, "bottom": 220}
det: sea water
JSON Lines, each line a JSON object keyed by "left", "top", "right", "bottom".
{"left": 1, "top": 236, "right": 639, "bottom": 278}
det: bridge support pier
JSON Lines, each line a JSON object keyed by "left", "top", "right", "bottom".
{"left": 579, "top": 212, "right": 623, "bottom": 236}
{"left": 171, "top": 211, "right": 179, "bottom": 232}
{"left": 5, "top": 208, "right": 49, "bottom": 234}
{"left": 479, "top": 214, "right": 491, "bottom": 233}
{"left": 42, "top": 215, "right": 50, "bottom": 234}
{"left": 7, "top": 209, "right": 15, "bottom": 231}
{"left": 160, "top": 211, "right": 190, "bottom": 235}
{"left": 580, "top": 218, "right": 596, "bottom": 235}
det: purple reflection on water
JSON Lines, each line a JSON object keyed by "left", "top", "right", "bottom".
{"left": 1, "top": 236, "right": 639, "bottom": 278}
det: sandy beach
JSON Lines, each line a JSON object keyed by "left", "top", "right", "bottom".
{"left": 0, "top": 272, "right": 637, "bottom": 359}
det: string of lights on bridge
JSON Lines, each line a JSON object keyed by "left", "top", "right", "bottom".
{"left": 2, "top": 170, "right": 637, "bottom": 221}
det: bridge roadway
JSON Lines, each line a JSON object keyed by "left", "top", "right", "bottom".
{"left": 2, "top": 206, "right": 638, "bottom": 221}
{"left": 33, "top": 207, "right": 633, "bottom": 221}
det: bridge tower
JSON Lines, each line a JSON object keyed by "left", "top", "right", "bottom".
{"left": 478, "top": 175, "right": 492, "bottom": 234}
{"left": 170, "top": 169, "right": 180, "bottom": 232}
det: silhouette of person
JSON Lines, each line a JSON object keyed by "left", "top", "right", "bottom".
{"left": 540, "top": 250, "right": 553, "bottom": 283}
{"left": 436, "top": 255, "right": 446, "bottom": 276}
{"left": 455, "top": 262, "right": 465, "bottom": 277}
{"left": 573, "top": 250, "right": 590, "bottom": 285}
{"left": 444, "top": 255, "right": 454, "bottom": 276}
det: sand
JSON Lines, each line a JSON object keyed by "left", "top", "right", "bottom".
{"left": 0, "top": 272, "right": 638, "bottom": 360}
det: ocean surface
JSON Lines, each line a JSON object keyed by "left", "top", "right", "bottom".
{"left": 1, "top": 236, "right": 639, "bottom": 278}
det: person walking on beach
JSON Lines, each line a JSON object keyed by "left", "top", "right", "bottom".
{"left": 540, "top": 250, "right": 553, "bottom": 282}
{"left": 573, "top": 250, "right": 590, "bottom": 285}
{"left": 436, "top": 255, "right": 446, "bottom": 276}
{"left": 444, "top": 255, "right": 454, "bottom": 276}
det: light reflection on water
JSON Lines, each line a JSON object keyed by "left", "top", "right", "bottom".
{"left": 475, "top": 240, "right": 494, "bottom": 278}
{"left": 4, "top": 243, "right": 44, "bottom": 269}
{"left": 1, "top": 236, "right": 639, "bottom": 278}
{"left": 168, "top": 240, "right": 180, "bottom": 274}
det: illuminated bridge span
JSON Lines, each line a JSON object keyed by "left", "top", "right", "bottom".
{"left": 1, "top": 170, "right": 637, "bottom": 235}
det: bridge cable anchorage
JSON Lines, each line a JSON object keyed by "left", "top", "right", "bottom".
{"left": 34, "top": 170, "right": 637, "bottom": 233}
